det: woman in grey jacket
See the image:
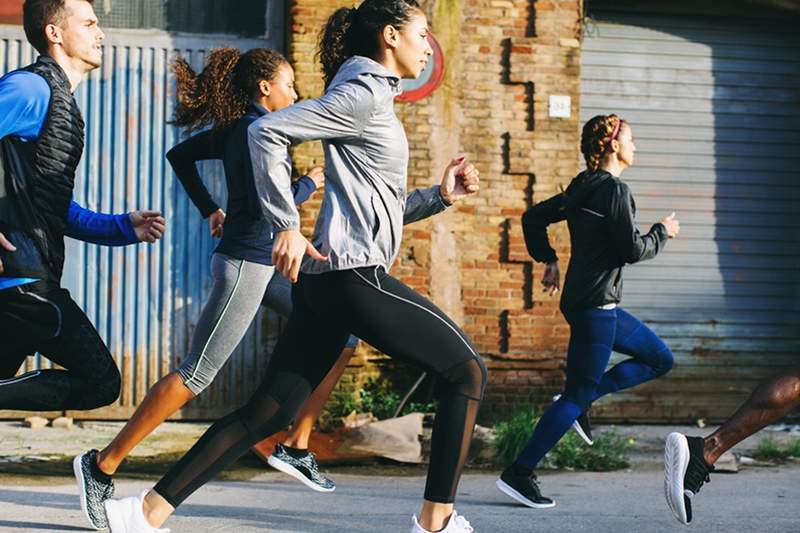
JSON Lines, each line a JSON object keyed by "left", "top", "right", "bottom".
{"left": 103, "top": 2, "right": 485, "bottom": 533}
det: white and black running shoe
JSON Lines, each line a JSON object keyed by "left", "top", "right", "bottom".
{"left": 268, "top": 443, "right": 336, "bottom": 492}
{"left": 496, "top": 466, "right": 556, "bottom": 509}
{"left": 73, "top": 449, "right": 115, "bottom": 530}
{"left": 553, "top": 394, "right": 593, "bottom": 445}
{"left": 105, "top": 490, "right": 170, "bottom": 533}
{"left": 664, "top": 432, "right": 713, "bottom": 524}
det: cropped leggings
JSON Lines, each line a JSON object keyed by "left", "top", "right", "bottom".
{"left": 177, "top": 253, "right": 358, "bottom": 396}
{"left": 153, "top": 266, "right": 487, "bottom": 506}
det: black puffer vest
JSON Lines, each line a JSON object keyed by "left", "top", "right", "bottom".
{"left": 0, "top": 56, "right": 85, "bottom": 288}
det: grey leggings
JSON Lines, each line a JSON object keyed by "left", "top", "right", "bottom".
{"left": 177, "top": 253, "right": 356, "bottom": 395}
{"left": 177, "top": 254, "right": 275, "bottom": 395}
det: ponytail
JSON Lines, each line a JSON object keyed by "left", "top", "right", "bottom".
{"left": 171, "top": 47, "right": 288, "bottom": 132}
{"left": 317, "top": 0, "right": 421, "bottom": 88}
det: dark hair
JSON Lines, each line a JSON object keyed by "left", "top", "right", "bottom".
{"left": 580, "top": 114, "right": 628, "bottom": 172}
{"left": 23, "top": 0, "right": 94, "bottom": 54}
{"left": 170, "top": 47, "right": 287, "bottom": 132}
{"left": 318, "top": 0, "right": 421, "bottom": 88}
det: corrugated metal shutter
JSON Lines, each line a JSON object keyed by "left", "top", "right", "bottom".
{"left": 580, "top": 10, "right": 800, "bottom": 421}
{"left": 0, "top": 26, "right": 283, "bottom": 419}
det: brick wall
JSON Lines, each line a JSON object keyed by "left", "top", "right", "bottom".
{"left": 288, "top": 0, "right": 584, "bottom": 423}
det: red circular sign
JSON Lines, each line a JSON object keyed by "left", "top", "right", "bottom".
{"left": 396, "top": 33, "right": 445, "bottom": 103}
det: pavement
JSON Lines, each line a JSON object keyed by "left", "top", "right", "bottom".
{"left": 0, "top": 421, "right": 798, "bottom": 532}
{"left": 0, "top": 464, "right": 798, "bottom": 532}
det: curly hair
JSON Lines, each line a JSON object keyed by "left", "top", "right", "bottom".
{"left": 170, "top": 47, "right": 287, "bottom": 132}
{"left": 580, "top": 114, "right": 627, "bottom": 172}
{"left": 318, "top": 0, "right": 421, "bottom": 88}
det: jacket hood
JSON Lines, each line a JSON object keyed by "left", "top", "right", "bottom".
{"left": 328, "top": 55, "right": 402, "bottom": 93}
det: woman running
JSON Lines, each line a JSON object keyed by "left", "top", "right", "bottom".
{"left": 496, "top": 114, "right": 680, "bottom": 509}
{"left": 72, "top": 47, "right": 355, "bottom": 530}
{"left": 102, "top": 2, "right": 485, "bottom": 532}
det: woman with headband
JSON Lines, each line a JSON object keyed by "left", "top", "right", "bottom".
{"left": 496, "top": 114, "right": 680, "bottom": 509}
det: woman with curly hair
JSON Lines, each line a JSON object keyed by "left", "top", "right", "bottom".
{"left": 72, "top": 47, "right": 357, "bottom": 530}
{"left": 101, "top": 1, "right": 485, "bottom": 532}
{"left": 496, "top": 114, "right": 681, "bottom": 509}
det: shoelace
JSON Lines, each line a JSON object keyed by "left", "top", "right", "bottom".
{"left": 453, "top": 514, "right": 474, "bottom": 532}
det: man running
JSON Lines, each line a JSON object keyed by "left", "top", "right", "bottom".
{"left": 664, "top": 368, "right": 800, "bottom": 524}
{"left": 0, "top": 0, "right": 164, "bottom": 413}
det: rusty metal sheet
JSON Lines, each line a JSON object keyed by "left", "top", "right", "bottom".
{"left": 0, "top": 26, "right": 282, "bottom": 419}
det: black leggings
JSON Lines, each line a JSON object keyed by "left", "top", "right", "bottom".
{"left": 0, "top": 286, "right": 121, "bottom": 411}
{"left": 154, "top": 266, "right": 487, "bottom": 506}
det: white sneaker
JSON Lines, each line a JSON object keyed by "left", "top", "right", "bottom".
{"left": 104, "top": 490, "right": 170, "bottom": 533}
{"left": 411, "top": 510, "right": 474, "bottom": 532}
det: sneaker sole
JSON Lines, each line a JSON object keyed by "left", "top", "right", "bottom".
{"left": 664, "top": 432, "right": 690, "bottom": 525}
{"left": 267, "top": 455, "right": 335, "bottom": 493}
{"left": 572, "top": 420, "right": 594, "bottom": 446}
{"left": 73, "top": 454, "right": 104, "bottom": 531}
{"left": 495, "top": 479, "right": 556, "bottom": 509}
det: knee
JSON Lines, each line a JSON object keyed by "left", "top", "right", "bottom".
{"left": 176, "top": 356, "right": 217, "bottom": 396}
{"left": 653, "top": 347, "right": 674, "bottom": 377}
{"left": 100, "top": 367, "right": 122, "bottom": 406}
{"left": 240, "top": 371, "right": 312, "bottom": 437}
{"left": 563, "top": 379, "right": 597, "bottom": 411}
{"left": 82, "top": 367, "right": 121, "bottom": 409}
{"left": 440, "top": 356, "right": 488, "bottom": 401}
{"left": 756, "top": 374, "right": 800, "bottom": 409}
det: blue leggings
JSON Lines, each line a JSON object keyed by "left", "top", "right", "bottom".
{"left": 514, "top": 307, "right": 673, "bottom": 469}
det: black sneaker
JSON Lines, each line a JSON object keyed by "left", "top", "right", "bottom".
{"left": 267, "top": 443, "right": 336, "bottom": 492}
{"left": 73, "top": 449, "right": 114, "bottom": 530}
{"left": 553, "top": 394, "right": 593, "bottom": 445}
{"left": 664, "top": 432, "right": 714, "bottom": 524}
{"left": 496, "top": 465, "right": 556, "bottom": 509}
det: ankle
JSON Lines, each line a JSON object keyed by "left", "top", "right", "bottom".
{"left": 419, "top": 501, "right": 453, "bottom": 532}
{"left": 282, "top": 443, "right": 309, "bottom": 458}
{"left": 141, "top": 491, "right": 170, "bottom": 528}
{"left": 418, "top": 515, "right": 449, "bottom": 532}
{"left": 701, "top": 436, "right": 720, "bottom": 467}
{"left": 95, "top": 451, "right": 116, "bottom": 477}
{"left": 283, "top": 437, "right": 309, "bottom": 450}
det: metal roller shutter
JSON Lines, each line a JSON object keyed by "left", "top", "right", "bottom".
{"left": 580, "top": 8, "right": 800, "bottom": 421}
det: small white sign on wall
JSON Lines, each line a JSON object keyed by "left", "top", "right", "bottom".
{"left": 549, "top": 95, "right": 571, "bottom": 118}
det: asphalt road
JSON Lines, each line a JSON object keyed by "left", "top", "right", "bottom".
{"left": 0, "top": 463, "right": 797, "bottom": 532}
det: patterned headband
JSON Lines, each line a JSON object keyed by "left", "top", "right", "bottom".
{"left": 603, "top": 118, "right": 621, "bottom": 145}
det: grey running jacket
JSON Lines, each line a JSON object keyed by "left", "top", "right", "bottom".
{"left": 248, "top": 56, "right": 448, "bottom": 274}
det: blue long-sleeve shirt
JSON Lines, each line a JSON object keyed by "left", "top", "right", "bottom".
{"left": 0, "top": 70, "right": 137, "bottom": 290}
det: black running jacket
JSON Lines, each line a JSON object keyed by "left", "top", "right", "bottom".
{"left": 521, "top": 169, "right": 668, "bottom": 313}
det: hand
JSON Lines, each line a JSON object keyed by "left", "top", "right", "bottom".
{"left": 271, "top": 229, "right": 328, "bottom": 283}
{"left": 306, "top": 166, "right": 325, "bottom": 190}
{"left": 0, "top": 231, "right": 16, "bottom": 274}
{"left": 129, "top": 210, "right": 166, "bottom": 243}
{"left": 660, "top": 212, "right": 680, "bottom": 238}
{"left": 439, "top": 155, "right": 480, "bottom": 205}
{"left": 209, "top": 209, "right": 225, "bottom": 239}
{"left": 542, "top": 261, "right": 560, "bottom": 296}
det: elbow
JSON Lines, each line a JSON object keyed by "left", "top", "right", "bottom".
{"left": 165, "top": 147, "right": 180, "bottom": 170}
